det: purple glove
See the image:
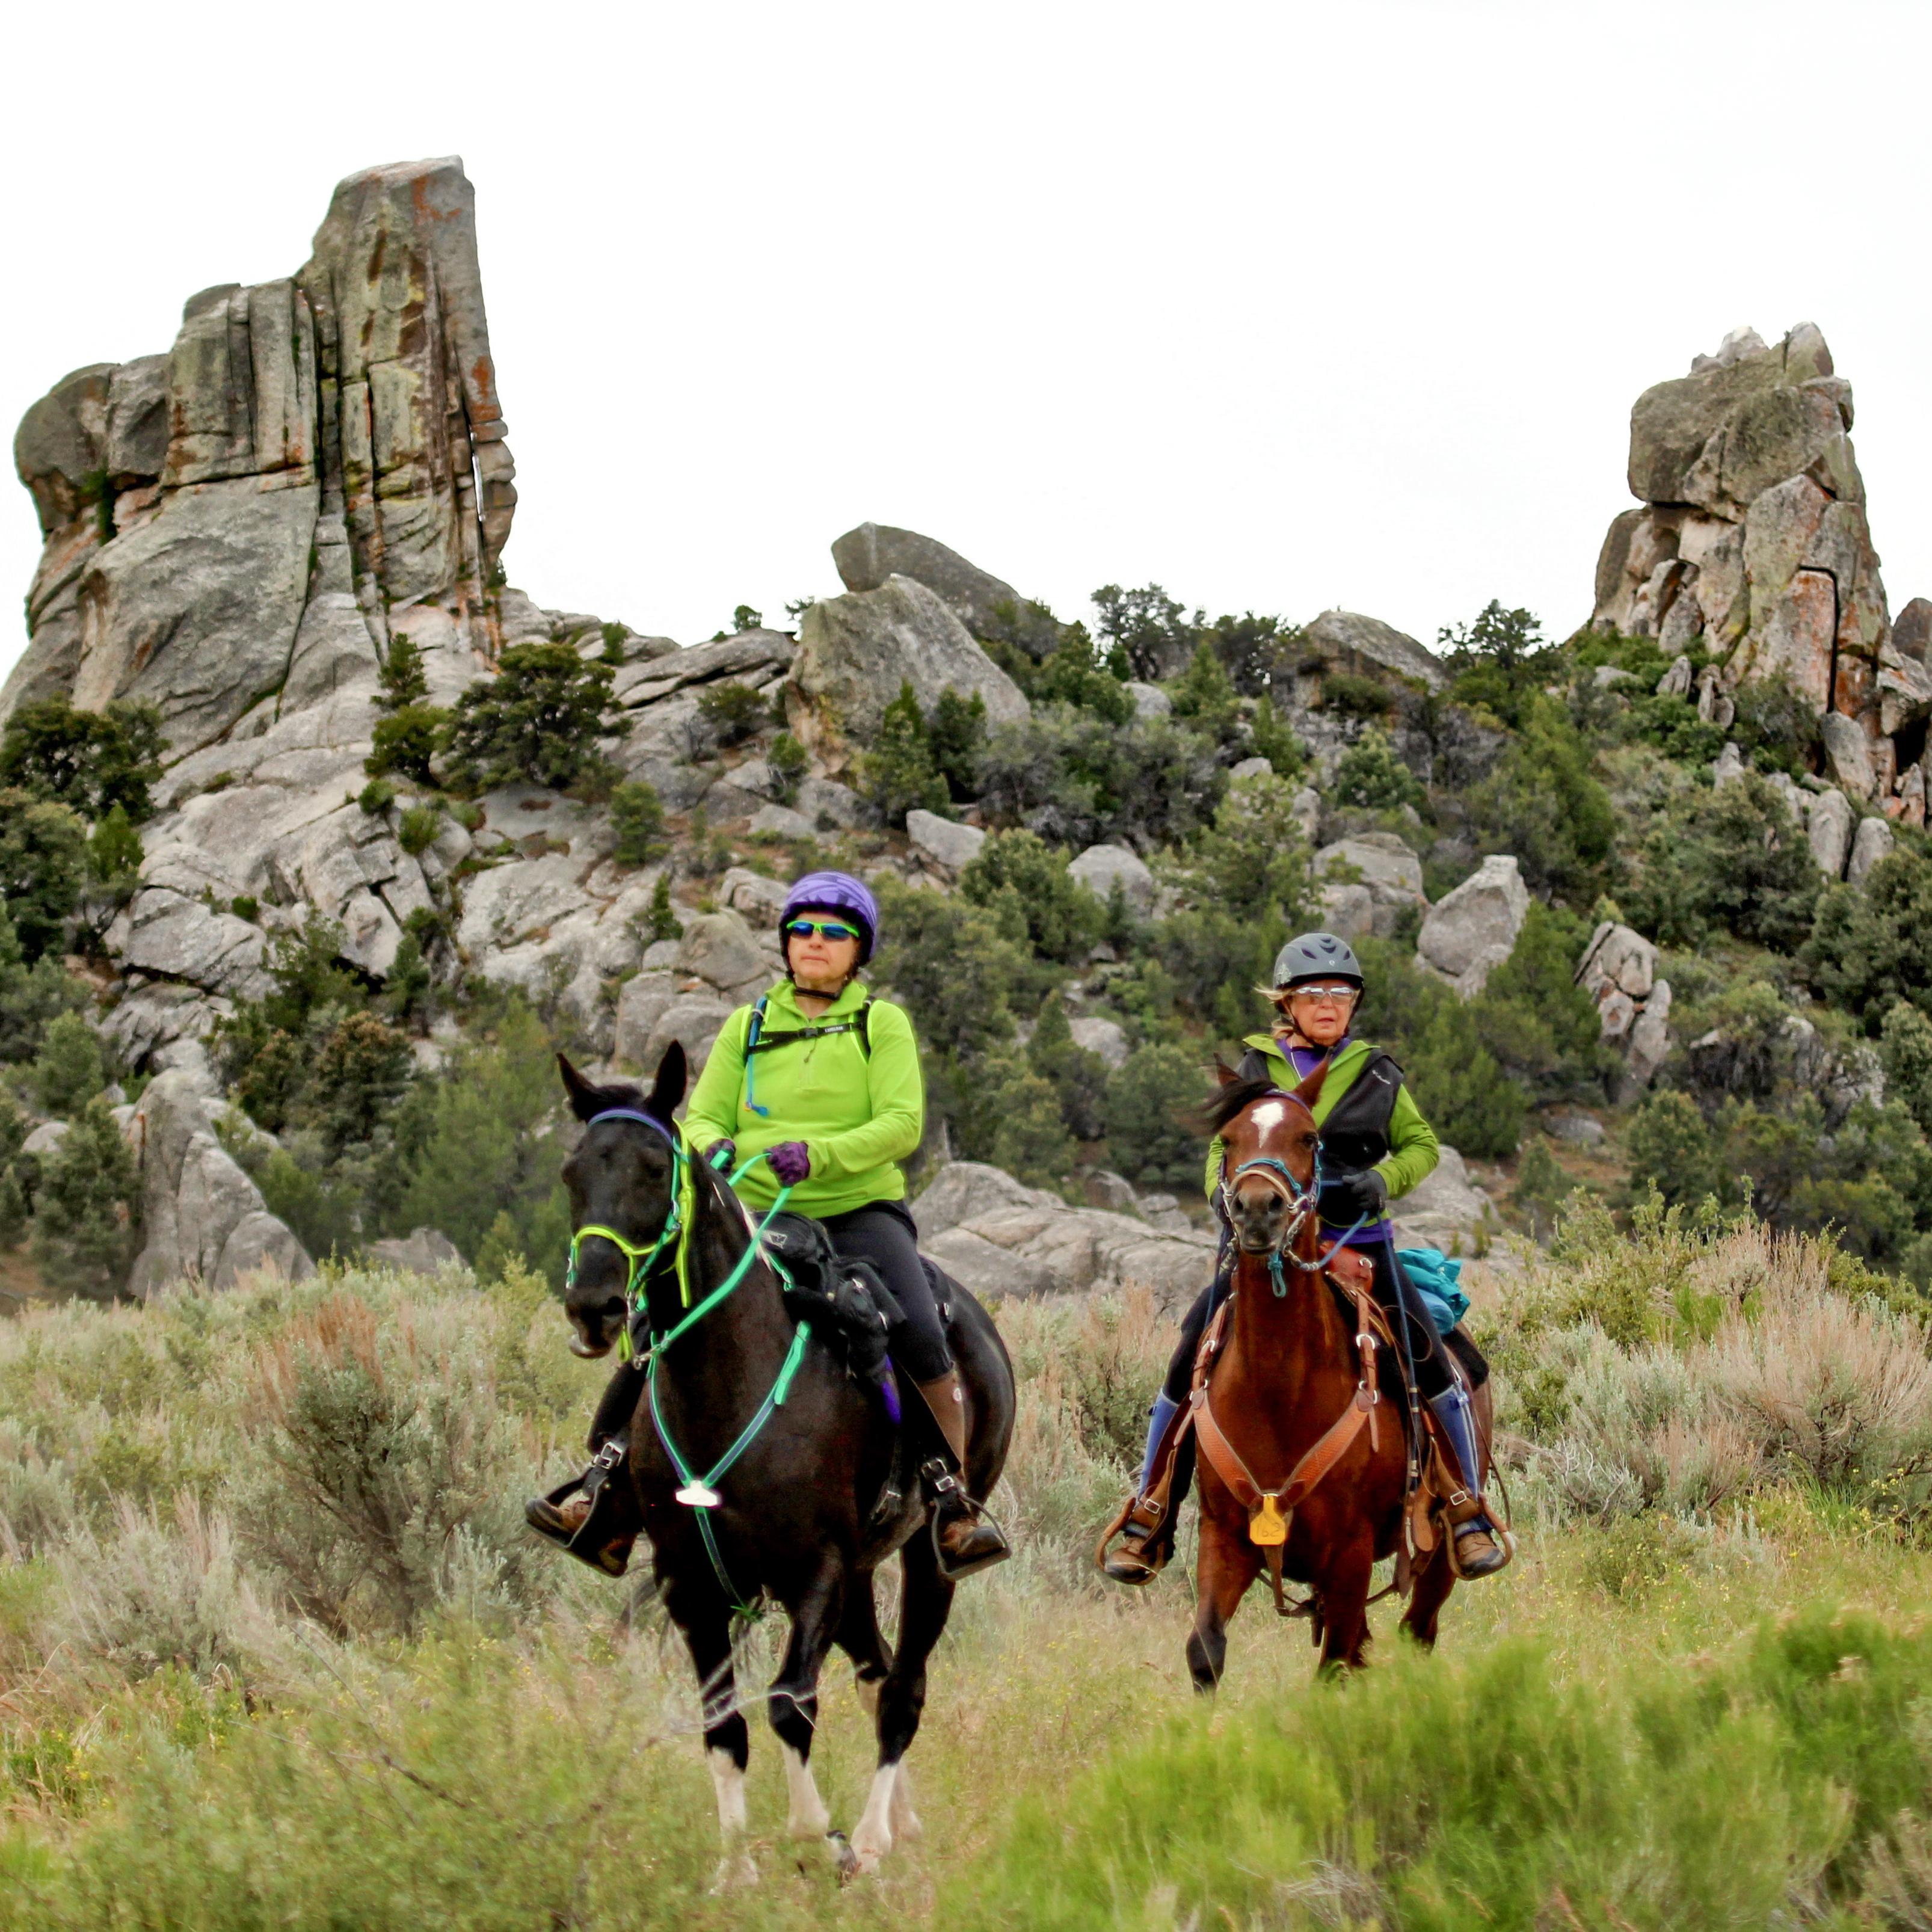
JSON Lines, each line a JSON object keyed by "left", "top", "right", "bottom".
{"left": 768, "top": 1140, "right": 812, "bottom": 1187}
{"left": 706, "top": 1137, "right": 737, "bottom": 1171}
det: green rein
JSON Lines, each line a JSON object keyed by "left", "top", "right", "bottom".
{"left": 564, "top": 1128, "right": 805, "bottom": 1616}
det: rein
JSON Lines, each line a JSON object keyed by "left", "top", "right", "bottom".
{"left": 568, "top": 1109, "right": 808, "bottom": 1617}
{"left": 1217, "top": 1104, "right": 1368, "bottom": 1295}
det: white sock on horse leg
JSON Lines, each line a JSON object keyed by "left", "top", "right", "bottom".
{"left": 707, "top": 1746, "right": 757, "bottom": 1889}
{"left": 889, "top": 1759, "right": 923, "bottom": 1841}
{"left": 850, "top": 1762, "right": 900, "bottom": 1870}
{"left": 780, "top": 1740, "right": 831, "bottom": 1838}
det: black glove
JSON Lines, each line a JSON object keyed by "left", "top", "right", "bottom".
{"left": 1318, "top": 1169, "right": 1387, "bottom": 1223}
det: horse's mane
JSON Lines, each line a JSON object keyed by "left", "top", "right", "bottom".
{"left": 1200, "top": 1074, "right": 1293, "bottom": 1136}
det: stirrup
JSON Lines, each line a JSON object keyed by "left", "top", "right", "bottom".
{"left": 921, "top": 1458, "right": 1010, "bottom": 1581}
{"left": 1095, "top": 1491, "right": 1170, "bottom": 1585}
{"left": 1441, "top": 1486, "right": 1512, "bottom": 1581}
{"left": 525, "top": 1439, "right": 635, "bottom": 1577}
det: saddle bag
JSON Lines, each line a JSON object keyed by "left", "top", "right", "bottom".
{"left": 763, "top": 1212, "right": 905, "bottom": 1392}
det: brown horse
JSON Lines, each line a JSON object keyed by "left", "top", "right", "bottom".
{"left": 1186, "top": 1065, "right": 1489, "bottom": 1685}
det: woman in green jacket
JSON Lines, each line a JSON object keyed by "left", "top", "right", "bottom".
{"left": 529, "top": 870, "right": 1007, "bottom": 1577}
{"left": 1098, "top": 931, "right": 1507, "bottom": 1586}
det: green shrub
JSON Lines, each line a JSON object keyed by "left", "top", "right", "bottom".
{"left": 1805, "top": 843, "right": 1932, "bottom": 1027}
{"left": 1407, "top": 994, "right": 1525, "bottom": 1159}
{"left": 1465, "top": 694, "right": 1615, "bottom": 900}
{"left": 29, "top": 1098, "right": 140, "bottom": 1299}
{"left": 1625, "top": 1089, "right": 1726, "bottom": 1210}
{"left": 395, "top": 803, "right": 439, "bottom": 856}
{"left": 960, "top": 830, "right": 1101, "bottom": 964}
{"left": 0, "top": 787, "right": 87, "bottom": 961}
{"left": 1439, "top": 598, "right": 1560, "bottom": 727}
{"left": 441, "top": 642, "right": 627, "bottom": 795}
{"left": 30, "top": 1012, "right": 107, "bottom": 1119}
{"left": 0, "top": 901, "right": 90, "bottom": 1062}
{"left": 1732, "top": 671, "right": 1822, "bottom": 775}
{"left": 858, "top": 681, "right": 948, "bottom": 824}
{"left": 1881, "top": 1001, "right": 1932, "bottom": 1136}
{"left": 598, "top": 620, "right": 629, "bottom": 664}
{"left": 928, "top": 687, "right": 990, "bottom": 795}
{"left": 1104, "top": 1041, "right": 1207, "bottom": 1188}
{"left": 1471, "top": 900, "right": 1605, "bottom": 1094}
{"left": 1030, "top": 632, "right": 1134, "bottom": 725}
{"left": 0, "top": 695, "right": 165, "bottom": 823}
{"left": 956, "top": 1050, "right": 1075, "bottom": 1190}
{"left": 86, "top": 803, "right": 143, "bottom": 888}
{"left": 375, "top": 632, "right": 429, "bottom": 712}
{"left": 694, "top": 679, "right": 769, "bottom": 746}
{"left": 1166, "top": 640, "right": 1242, "bottom": 742}
{"left": 365, "top": 703, "right": 448, "bottom": 784}
{"left": 1318, "top": 669, "right": 1396, "bottom": 719}
{"left": 870, "top": 880, "right": 1024, "bottom": 1066}
{"left": 731, "top": 604, "right": 762, "bottom": 633}
{"left": 768, "top": 731, "right": 808, "bottom": 804}
{"left": 356, "top": 777, "right": 395, "bottom": 816}
{"left": 1626, "top": 772, "right": 1821, "bottom": 951}
{"left": 1331, "top": 723, "right": 1424, "bottom": 811}
{"left": 608, "top": 781, "right": 668, "bottom": 866}
{"left": 645, "top": 873, "right": 682, "bottom": 944}
{"left": 1091, "top": 582, "right": 1202, "bottom": 681}
{"left": 1027, "top": 991, "right": 1109, "bottom": 1141}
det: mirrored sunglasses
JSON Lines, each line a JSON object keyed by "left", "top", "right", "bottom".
{"left": 784, "top": 918, "right": 863, "bottom": 943}
{"left": 1287, "top": 983, "right": 1358, "bottom": 1004}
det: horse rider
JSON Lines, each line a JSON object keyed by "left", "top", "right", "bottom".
{"left": 1098, "top": 930, "right": 1509, "bottom": 1586}
{"left": 528, "top": 869, "right": 1008, "bottom": 1577}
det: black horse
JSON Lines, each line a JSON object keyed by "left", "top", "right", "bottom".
{"left": 556, "top": 1045, "right": 1016, "bottom": 1883}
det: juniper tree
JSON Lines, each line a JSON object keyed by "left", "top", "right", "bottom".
{"left": 860, "top": 681, "right": 947, "bottom": 824}
{"left": 31, "top": 1097, "right": 140, "bottom": 1299}
{"left": 442, "top": 642, "right": 628, "bottom": 795}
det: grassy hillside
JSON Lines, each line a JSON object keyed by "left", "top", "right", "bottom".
{"left": 4, "top": 1206, "right": 1932, "bottom": 1928}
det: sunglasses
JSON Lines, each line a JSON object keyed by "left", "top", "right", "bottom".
{"left": 1286, "top": 983, "right": 1358, "bottom": 1005}
{"left": 783, "top": 918, "right": 863, "bottom": 944}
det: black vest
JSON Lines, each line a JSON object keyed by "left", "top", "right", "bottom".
{"left": 1235, "top": 1044, "right": 1405, "bottom": 1176}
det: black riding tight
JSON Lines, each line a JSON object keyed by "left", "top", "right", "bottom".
{"left": 587, "top": 1199, "right": 952, "bottom": 1450}
{"left": 1161, "top": 1240, "right": 1457, "bottom": 1406}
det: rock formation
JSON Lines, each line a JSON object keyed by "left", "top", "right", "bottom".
{"left": 1415, "top": 855, "right": 1528, "bottom": 997}
{"left": 1591, "top": 324, "right": 1932, "bottom": 823}
{"left": 8, "top": 158, "right": 515, "bottom": 753}
{"left": 832, "top": 523, "right": 1024, "bottom": 645}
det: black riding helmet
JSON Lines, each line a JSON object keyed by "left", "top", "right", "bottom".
{"left": 1272, "top": 931, "right": 1364, "bottom": 989}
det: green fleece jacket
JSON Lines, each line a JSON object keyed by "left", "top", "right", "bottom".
{"left": 683, "top": 978, "right": 923, "bottom": 1216}
{"left": 1202, "top": 1033, "right": 1439, "bottom": 1204}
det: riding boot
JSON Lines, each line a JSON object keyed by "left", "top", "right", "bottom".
{"left": 1425, "top": 1384, "right": 1509, "bottom": 1580}
{"left": 911, "top": 1371, "right": 1010, "bottom": 1580}
{"left": 525, "top": 1438, "right": 642, "bottom": 1577}
{"left": 1099, "top": 1392, "right": 1181, "bottom": 1585}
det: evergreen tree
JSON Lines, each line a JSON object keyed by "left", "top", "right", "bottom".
{"left": 30, "top": 1011, "right": 106, "bottom": 1119}
{"left": 928, "top": 688, "right": 990, "bottom": 797}
{"left": 768, "top": 732, "right": 808, "bottom": 804}
{"left": 610, "top": 781, "right": 668, "bottom": 866}
{"left": 0, "top": 902, "right": 89, "bottom": 1063}
{"left": 1331, "top": 726, "right": 1424, "bottom": 813}
{"left": 1034, "top": 632, "right": 1135, "bottom": 724}
{"left": 1471, "top": 903, "right": 1605, "bottom": 1094}
{"left": 31, "top": 1097, "right": 140, "bottom": 1299}
{"left": 375, "top": 632, "right": 431, "bottom": 712}
{"left": 1466, "top": 695, "right": 1615, "bottom": 901}
{"left": 1167, "top": 640, "right": 1243, "bottom": 743}
{"left": 979, "top": 1052, "right": 1076, "bottom": 1190}
{"left": 0, "top": 789, "right": 87, "bottom": 961}
{"left": 0, "top": 1164, "right": 26, "bottom": 1252}
{"left": 859, "top": 681, "right": 948, "bottom": 825}
{"left": 1104, "top": 1041, "right": 1205, "bottom": 1187}
{"left": 87, "top": 804, "right": 143, "bottom": 887}
{"left": 442, "top": 642, "right": 628, "bottom": 795}
{"left": 1511, "top": 1135, "right": 1571, "bottom": 1244}
{"left": 959, "top": 829, "right": 1102, "bottom": 964}
{"left": 1028, "top": 990, "right": 1110, "bottom": 1140}
{"left": 646, "top": 874, "right": 683, "bottom": 944}
{"left": 1881, "top": 1002, "right": 1932, "bottom": 1137}
{"left": 0, "top": 695, "right": 165, "bottom": 823}
{"left": 1405, "top": 998, "right": 1525, "bottom": 1160}
{"left": 366, "top": 705, "right": 448, "bottom": 784}
{"left": 1623, "top": 1090, "right": 1726, "bottom": 1212}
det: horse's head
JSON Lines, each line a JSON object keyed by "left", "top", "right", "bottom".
{"left": 557, "top": 1043, "right": 689, "bottom": 1357}
{"left": 1206, "top": 1066, "right": 1321, "bottom": 1257}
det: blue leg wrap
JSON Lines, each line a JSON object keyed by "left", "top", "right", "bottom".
{"left": 1426, "top": 1384, "right": 1491, "bottom": 1528}
{"left": 1138, "top": 1392, "right": 1181, "bottom": 1497}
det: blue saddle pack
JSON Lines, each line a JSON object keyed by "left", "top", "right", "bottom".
{"left": 1397, "top": 1246, "right": 1471, "bottom": 1337}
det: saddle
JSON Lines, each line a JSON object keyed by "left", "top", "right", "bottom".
{"left": 760, "top": 1212, "right": 905, "bottom": 1400}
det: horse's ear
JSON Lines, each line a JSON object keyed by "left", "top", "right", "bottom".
{"left": 558, "top": 1053, "right": 606, "bottom": 1122}
{"left": 1293, "top": 1053, "right": 1332, "bottom": 1113}
{"left": 1213, "top": 1056, "right": 1239, "bottom": 1089}
{"left": 648, "top": 1041, "right": 688, "bottom": 1121}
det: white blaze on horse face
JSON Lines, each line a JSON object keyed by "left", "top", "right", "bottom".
{"left": 781, "top": 1741, "right": 831, "bottom": 1839}
{"left": 1249, "top": 1099, "right": 1287, "bottom": 1132}
{"left": 849, "top": 1763, "right": 900, "bottom": 1872}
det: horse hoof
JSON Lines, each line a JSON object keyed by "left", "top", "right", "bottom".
{"left": 826, "top": 1831, "right": 860, "bottom": 1880}
{"left": 710, "top": 1853, "right": 758, "bottom": 1893}
{"left": 846, "top": 1832, "right": 889, "bottom": 1879}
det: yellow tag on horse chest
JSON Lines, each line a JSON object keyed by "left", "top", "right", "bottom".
{"left": 1249, "top": 1495, "right": 1288, "bottom": 1546}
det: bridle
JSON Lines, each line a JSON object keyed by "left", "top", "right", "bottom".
{"left": 1216, "top": 1092, "right": 1366, "bottom": 1294}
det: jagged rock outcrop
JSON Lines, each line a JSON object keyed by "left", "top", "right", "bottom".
{"left": 1591, "top": 324, "right": 1931, "bottom": 823}
{"left": 1295, "top": 611, "right": 1447, "bottom": 697}
{"left": 831, "top": 523, "right": 1023, "bottom": 644}
{"left": 125, "top": 1073, "right": 313, "bottom": 1297}
{"left": 788, "top": 576, "right": 1029, "bottom": 776}
{"left": 7, "top": 158, "right": 515, "bottom": 752}
{"left": 912, "top": 1160, "right": 1216, "bottom": 1312}
{"left": 1577, "top": 921, "right": 1672, "bottom": 1092}
{"left": 1315, "top": 834, "right": 1427, "bottom": 941}
{"left": 1415, "top": 855, "right": 1528, "bottom": 997}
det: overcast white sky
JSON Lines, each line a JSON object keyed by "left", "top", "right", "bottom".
{"left": 5, "top": 2, "right": 1931, "bottom": 680}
